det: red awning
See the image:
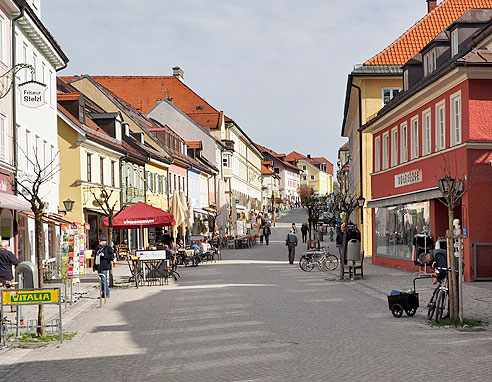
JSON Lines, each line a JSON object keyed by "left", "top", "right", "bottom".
{"left": 103, "top": 202, "right": 175, "bottom": 229}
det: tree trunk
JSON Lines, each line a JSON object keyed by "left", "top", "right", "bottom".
{"left": 339, "top": 230, "right": 347, "bottom": 280}
{"left": 447, "top": 208, "right": 457, "bottom": 318}
{"left": 34, "top": 211, "right": 45, "bottom": 337}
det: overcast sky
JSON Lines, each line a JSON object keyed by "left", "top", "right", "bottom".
{"left": 43, "top": 0, "right": 427, "bottom": 168}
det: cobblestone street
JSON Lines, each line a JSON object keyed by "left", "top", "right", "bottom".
{"left": 1, "top": 209, "right": 491, "bottom": 381}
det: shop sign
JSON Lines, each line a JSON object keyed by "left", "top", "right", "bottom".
{"left": 18, "top": 81, "right": 47, "bottom": 108}
{"left": 394, "top": 168, "right": 422, "bottom": 188}
{"left": 2, "top": 289, "right": 59, "bottom": 305}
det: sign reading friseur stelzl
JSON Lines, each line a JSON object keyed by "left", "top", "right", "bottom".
{"left": 1, "top": 289, "right": 59, "bottom": 305}
{"left": 394, "top": 168, "right": 423, "bottom": 188}
{"left": 18, "top": 81, "right": 47, "bottom": 108}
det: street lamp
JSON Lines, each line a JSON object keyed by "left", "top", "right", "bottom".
{"left": 357, "top": 195, "right": 365, "bottom": 224}
{"left": 438, "top": 175, "right": 455, "bottom": 194}
{"left": 63, "top": 198, "right": 75, "bottom": 212}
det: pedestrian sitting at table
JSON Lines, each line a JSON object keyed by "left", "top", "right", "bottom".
{"left": 177, "top": 240, "right": 184, "bottom": 249}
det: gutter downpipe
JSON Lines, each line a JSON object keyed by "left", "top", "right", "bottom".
{"left": 12, "top": 7, "right": 24, "bottom": 258}
{"left": 351, "top": 83, "right": 363, "bottom": 224}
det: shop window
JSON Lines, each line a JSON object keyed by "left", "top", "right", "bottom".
{"left": 374, "top": 201, "right": 431, "bottom": 260}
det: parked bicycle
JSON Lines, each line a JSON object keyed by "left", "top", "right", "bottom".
{"left": 299, "top": 247, "right": 339, "bottom": 272}
{"left": 427, "top": 266, "right": 450, "bottom": 322}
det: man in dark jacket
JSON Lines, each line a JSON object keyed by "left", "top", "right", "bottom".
{"left": 0, "top": 240, "right": 19, "bottom": 285}
{"left": 263, "top": 224, "right": 272, "bottom": 245}
{"left": 300, "top": 223, "right": 309, "bottom": 243}
{"left": 286, "top": 229, "right": 298, "bottom": 264}
{"left": 94, "top": 237, "right": 114, "bottom": 297}
{"left": 336, "top": 223, "right": 346, "bottom": 264}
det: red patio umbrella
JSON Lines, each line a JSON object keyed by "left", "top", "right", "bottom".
{"left": 103, "top": 202, "right": 175, "bottom": 229}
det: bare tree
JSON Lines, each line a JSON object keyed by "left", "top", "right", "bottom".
{"left": 435, "top": 155, "right": 471, "bottom": 321}
{"left": 89, "top": 186, "right": 119, "bottom": 287}
{"left": 298, "top": 185, "right": 327, "bottom": 244}
{"left": 333, "top": 166, "right": 358, "bottom": 280}
{"left": 14, "top": 147, "right": 59, "bottom": 337}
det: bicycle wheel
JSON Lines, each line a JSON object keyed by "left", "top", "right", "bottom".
{"left": 299, "top": 257, "right": 309, "bottom": 272}
{"left": 435, "top": 290, "right": 447, "bottom": 323}
{"left": 304, "top": 258, "right": 315, "bottom": 272}
{"left": 427, "top": 287, "right": 439, "bottom": 320}
{"left": 323, "top": 254, "right": 339, "bottom": 271}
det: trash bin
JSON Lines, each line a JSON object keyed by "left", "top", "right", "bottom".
{"left": 347, "top": 239, "right": 361, "bottom": 261}
{"left": 16, "top": 261, "right": 39, "bottom": 289}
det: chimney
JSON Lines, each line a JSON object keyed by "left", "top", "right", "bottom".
{"left": 172, "top": 66, "right": 184, "bottom": 82}
{"left": 307, "top": 154, "right": 311, "bottom": 159}
{"left": 427, "top": 0, "right": 437, "bottom": 13}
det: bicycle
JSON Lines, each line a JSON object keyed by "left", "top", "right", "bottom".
{"left": 427, "top": 267, "right": 450, "bottom": 322}
{"left": 299, "top": 247, "right": 339, "bottom": 272}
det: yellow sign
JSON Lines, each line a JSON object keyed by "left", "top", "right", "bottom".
{"left": 2, "top": 289, "right": 59, "bottom": 305}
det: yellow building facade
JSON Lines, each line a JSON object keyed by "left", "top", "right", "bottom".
{"left": 298, "top": 159, "right": 332, "bottom": 195}
{"left": 58, "top": 106, "right": 123, "bottom": 249}
{"left": 342, "top": 68, "right": 403, "bottom": 258}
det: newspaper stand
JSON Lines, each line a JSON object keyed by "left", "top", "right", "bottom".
{"left": 0, "top": 287, "right": 63, "bottom": 346}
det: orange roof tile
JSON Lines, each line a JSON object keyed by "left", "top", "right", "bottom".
{"left": 62, "top": 76, "right": 223, "bottom": 130}
{"left": 186, "top": 141, "right": 202, "bottom": 150}
{"left": 57, "top": 92, "right": 82, "bottom": 101}
{"left": 365, "top": 0, "right": 492, "bottom": 66}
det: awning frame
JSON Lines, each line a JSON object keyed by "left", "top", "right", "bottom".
{"left": 367, "top": 187, "right": 442, "bottom": 209}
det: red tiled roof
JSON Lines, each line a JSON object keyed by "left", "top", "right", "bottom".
{"left": 256, "top": 144, "right": 300, "bottom": 172}
{"left": 57, "top": 92, "right": 82, "bottom": 101}
{"left": 186, "top": 141, "right": 202, "bottom": 150}
{"left": 261, "top": 161, "right": 274, "bottom": 175}
{"left": 339, "top": 142, "right": 349, "bottom": 151}
{"left": 63, "top": 76, "right": 223, "bottom": 130}
{"left": 365, "top": 0, "right": 492, "bottom": 65}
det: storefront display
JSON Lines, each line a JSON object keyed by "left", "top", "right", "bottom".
{"left": 374, "top": 201, "right": 430, "bottom": 260}
{"left": 61, "top": 224, "right": 86, "bottom": 279}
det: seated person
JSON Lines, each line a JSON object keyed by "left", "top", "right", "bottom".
{"left": 156, "top": 240, "right": 166, "bottom": 250}
{"left": 190, "top": 241, "right": 200, "bottom": 250}
{"left": 177, "top": 240, "right": 184, "bottom": 249}
{"left": 419, "top": 251, "right": 447, "bottom": 284}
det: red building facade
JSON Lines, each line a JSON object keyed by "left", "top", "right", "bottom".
{"left": 364, "top": 12, "right": 492, "bottom": 281}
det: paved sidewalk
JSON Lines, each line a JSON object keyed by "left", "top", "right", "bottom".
{"left": 0, "top": 208, "right": 490, "bottom": 381}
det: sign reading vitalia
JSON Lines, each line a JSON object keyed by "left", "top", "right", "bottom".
{"left": 2, "top": 289, "right": 59, "bottom": 305}
{"left": 394, "top": 168, "right": 423, "bottom": 188}
{"left": 18, "top": 81, "right": 47, "bottom": 108}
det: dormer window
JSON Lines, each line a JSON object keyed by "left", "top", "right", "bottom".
{"left": 451, "top": 29, "right": 458, "bottom": 57}
{"left": 403, "top": 70, "right": 409, "bottom": 91}
{"left": 424, "top": 48, "right": 436, "bottom": 76}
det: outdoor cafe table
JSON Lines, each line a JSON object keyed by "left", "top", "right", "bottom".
{"left": 132, "top": 250, "right": 170, "bottom": 287}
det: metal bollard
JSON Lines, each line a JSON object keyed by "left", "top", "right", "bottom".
{"left": 96, "top": 274, "right": 107, "bottom": 308}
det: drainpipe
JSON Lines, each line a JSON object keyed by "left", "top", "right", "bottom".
{"left": 351, "top": 83, "right": 363, "bottom": 224}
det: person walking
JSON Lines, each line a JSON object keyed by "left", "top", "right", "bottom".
{"left": 291, "top": 222, "right": 297, "bottom": 234}
{"left": 263, "top": 224, "right": 272, "bottom": 245}
{"left": 0, "top": 240, "right": 19, "bottom": 286}
{"left": 336, "top": 223, "right": 346, "bottom": 265}
{"left": 300, "top": 223, "right": 309, "bottom": 243}
{"left": 94, "top": 237, "right": 114, "bottom": 298}
{"left": 259, "top": 223, "right": 264, "bottom": 245}
{"left": 286, "top": 229, "right": 298, "bottom": 264}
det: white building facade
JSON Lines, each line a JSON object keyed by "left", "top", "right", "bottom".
{"left": 13, "top": 0, "right": 68, "bottom": 262}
